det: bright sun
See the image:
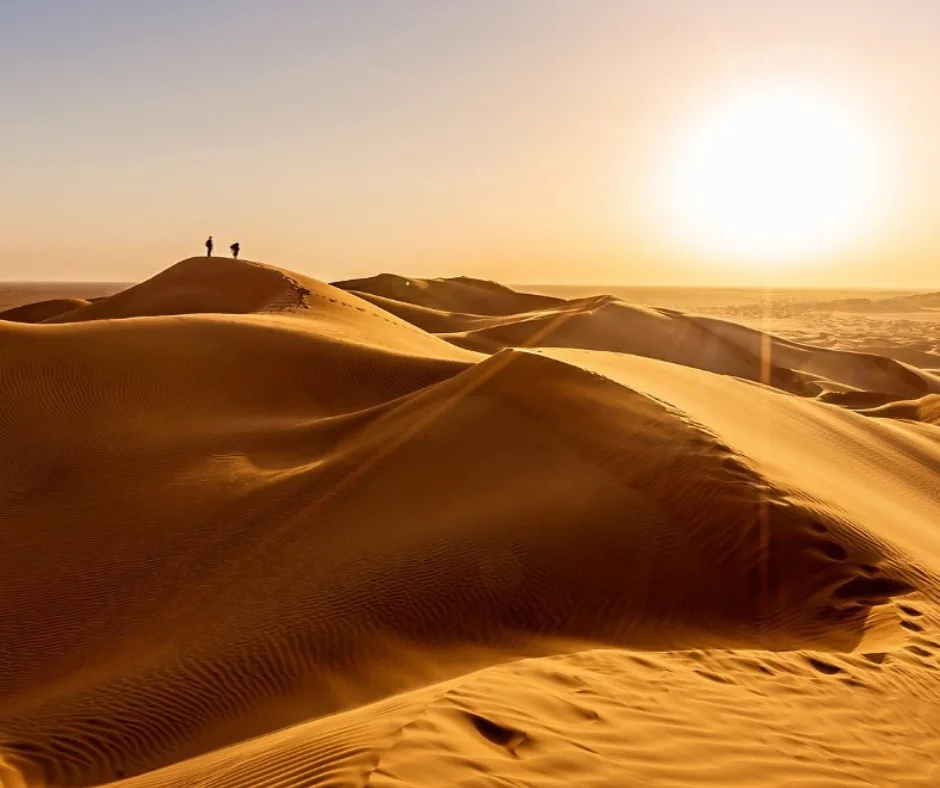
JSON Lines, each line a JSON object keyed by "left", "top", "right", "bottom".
{"left": 661, "top": 82, "right": 893, "bottom": 266}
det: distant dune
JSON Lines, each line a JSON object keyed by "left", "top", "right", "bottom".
{"left": 697, "top": 289, "right": 940, "bottom": 322}
{"left": 0, "top": 283, "right": 123, "bottom": 314}
{"left": 0, "top": 298, "right": 91, "bottom": 323}
{"left": 1, "top": 258, "right": 938, "bottom": 787}
{"left": 815, "top": 291, "right": 940, "bottom": 313}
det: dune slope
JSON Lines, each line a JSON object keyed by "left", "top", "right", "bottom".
{"left": 0, "top": 298, "right": 91, "bottom": 323}
{"left": 1, "top": 260, "right": 938, "bottom": 787}
{"left": 340, "top": 275, "right": 940, "bottom": 399}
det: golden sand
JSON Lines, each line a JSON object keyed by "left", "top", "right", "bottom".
{"left": 1, "top": 258, "right": 938, "bottom": 786}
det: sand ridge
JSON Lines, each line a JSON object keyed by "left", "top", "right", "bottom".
{"left": 0, "top": 299, "right": 92, "bottom": 323}
{"left": 343, "top": 274, "right": 940, "bottom": 399}
{"left": 1, "top": 258, "right": 938, "bottom": 787}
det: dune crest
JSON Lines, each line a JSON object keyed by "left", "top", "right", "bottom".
{"left": 2, "top": 260, "right": 938, "bottom": 787}
{"left": 41, "top": 257, "right": 317, "bottom": 322}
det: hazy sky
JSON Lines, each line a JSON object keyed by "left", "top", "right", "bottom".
{"left": 3, "top": 1, "right": 940, "bottom": 285}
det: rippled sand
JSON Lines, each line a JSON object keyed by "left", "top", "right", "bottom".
{"left": 1, "top": 260, "right": 938, "bottom": 787}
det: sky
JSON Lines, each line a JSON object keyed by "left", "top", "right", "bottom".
{"left": 3, "top": 0, "right": 940, "bottom": 286}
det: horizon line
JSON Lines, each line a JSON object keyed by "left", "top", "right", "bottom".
{"left": 0, "top": 277, "right": 933, "bottom": 292}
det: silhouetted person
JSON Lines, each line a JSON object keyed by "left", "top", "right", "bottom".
{"left": 205, "top": 236, "right": 213, "bottom": 256}
{"left": 230, "top": 242, "right": 240, "bottom": 260}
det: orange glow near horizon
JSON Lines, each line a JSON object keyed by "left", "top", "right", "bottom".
{"left": 2, "top": 3, "right": 939, "bottom": 287}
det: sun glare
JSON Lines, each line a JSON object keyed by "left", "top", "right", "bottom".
{"left": 661, "top": 82, "right": 894, "bottom": 267}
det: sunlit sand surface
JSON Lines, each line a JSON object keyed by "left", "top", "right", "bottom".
{"left": 2, "top": 259, "right": 939, "bottom": 787}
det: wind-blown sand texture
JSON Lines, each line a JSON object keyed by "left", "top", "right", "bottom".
{"left": 2, "top": 259, "right": 939, "bottom": 787}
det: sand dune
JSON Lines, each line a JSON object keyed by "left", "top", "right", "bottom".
{"left": 694, "top": 289, "right": 940, "bottom": 320}
{"left": 0, "top": 298, "right": 91, "bottom": 323}
{"left": 860, "top": 393, "right": 940, "bottom": 426}
{"left": 1, "top": 259, "right": 938, "bottom": 787}
{"left": 341, "top": 275, "right": 940, "bottom": 399}
{"left": 812, "top": 291, "right": 940, "bottom": 314}
{"left": 336, "top": 273, "right": 564, "bottom": 316}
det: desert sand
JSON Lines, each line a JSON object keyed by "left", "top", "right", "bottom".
{"left": 1, "top": 257, "right": 939, "bottom": 787}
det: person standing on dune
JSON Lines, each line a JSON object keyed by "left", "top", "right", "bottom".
{"left": 205, "top": 236, "right": 213, "bottom": 256}
{"left": 230, "top": 242, "right": 240, "bottom": 260}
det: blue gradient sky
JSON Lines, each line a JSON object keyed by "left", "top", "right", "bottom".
{"left": 3, "top": 1, "right": 939, "bottom": 284}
